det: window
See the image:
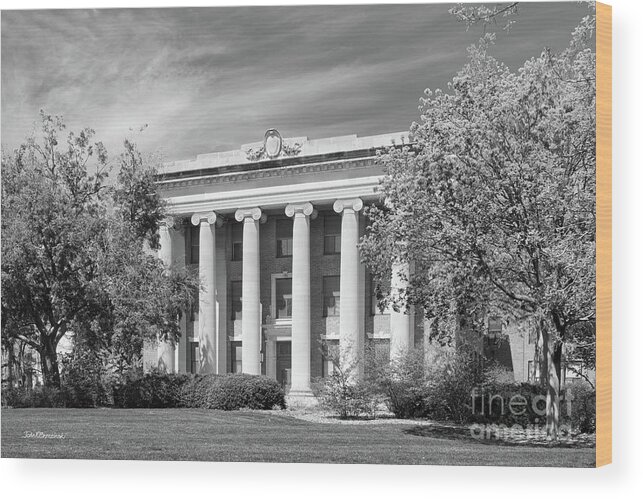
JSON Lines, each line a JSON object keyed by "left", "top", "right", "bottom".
{"left": 231, "top": 223, "right": 243, "bottom": 261}
{"left": 323, "top": 275, "right": 341, "bottom": 316}
{"left": 275, "top": 278, "right": 292, "bottom": 319}
{"left": 230, "top": 341, "right": 242, "bottom": 373}
{"left": 189, "top": 341, "right": 199, "bottom": 374}
{"left": 323, "top": 215, "right": 341, "bottom": 254}
{"left": 230, "top": 281, "right": 242, "bottom": 321}
{"left": 276, "top": 219, "right": 293, "bottom": 258}
{"left": 189, "top": 226, "right": 200, "bottom": 265}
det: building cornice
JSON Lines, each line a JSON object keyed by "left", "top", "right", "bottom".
{"left": 157, "top": 155, "right": 384, "bottom": 191}
{"left": 164, "top": 176, "right": 383, "bottom": 215}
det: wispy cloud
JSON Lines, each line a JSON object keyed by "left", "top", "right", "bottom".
{"left": 2, "top": 3, "right": 589, "bottom": 161}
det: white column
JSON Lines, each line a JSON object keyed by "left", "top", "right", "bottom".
{"left": 191, "top": 211, "right": 218, "bottom": 374}
{"left": 171, "top": 221, "right": 188, "bottom": 373}
{"left": 215, "top": 221, "right": 228, "bottom": 374}
{"left": 286, "top": 202, "right": 317, "bottom": 395}
{"left": 235, "top": 207, "right": 264, "bottom": 375}
{"left": 390, "top": 259, "right": 412, "bottom": 360}
{"left": 333, "top": 198, "right": 364, "bottom": 380}
{"left": 157, "top": 217, "right": 175, "bottom": 373}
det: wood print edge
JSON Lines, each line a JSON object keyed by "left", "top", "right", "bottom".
{"left": 595, "top": 1, "right": 612, "bottom": 468}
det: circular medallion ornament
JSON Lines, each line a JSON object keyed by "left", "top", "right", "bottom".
{"left": 264, "top": 129, "right": 282, "bottom": 159}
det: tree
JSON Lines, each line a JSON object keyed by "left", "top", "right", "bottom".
{"left": 360, "top": 14, "right": 596, "bottom": 440}
{"left": 113, "top": 138, "right": 166, "bottom": 250}
{"left": 1, "top": 112, "right": 198, "bottom": 388}
{"left": 449, "top": 2, "right": 519, "bottom": 32}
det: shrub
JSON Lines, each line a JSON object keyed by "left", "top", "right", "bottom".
{"left": 313, "top": 346, "right": 383, "bottom": 419}
{"left": 113, "top": 371, "right": 191, "bottom": 408}
{"left": 178, "top": 374, "right": 213, "bottom": 408}
{"left": 565, "top": 380, "right": 596, "bottom": 433}
{"left": 113, "top": 372, "right": 285, "bottom": 410}
{"left": 471, "top": 381, "right": 547, "bottom": 427}
{"left": 180, "top": 374, "right": 286, "bottom": 410}
{"left": 423, "top": 348, "right": 480, "bottom": 423}
{"left": 314, "top": 373, "right": 379, "bottom": 419}
{"left": 366, "top": 348, "right": 429, "bottom": 419}
{"left": 1, "top": 385, "right": 65, "bottom": 408}
{"left": 60, "top": 351, "right": 111, "bottom": 408}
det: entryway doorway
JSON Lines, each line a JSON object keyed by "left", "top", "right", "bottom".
{"left": 276, "top": 341, "right": 291, "bottom": 389}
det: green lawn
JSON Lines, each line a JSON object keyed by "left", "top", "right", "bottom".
{"left": 1, "top": 408, "right": 595, "bottom": 466}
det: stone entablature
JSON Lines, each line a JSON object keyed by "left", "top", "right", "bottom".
{"left": 160, "top": 131, "right": 409, "bottom": 177}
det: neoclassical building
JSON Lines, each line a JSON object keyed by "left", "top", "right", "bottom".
{"left": 144, "top": 129, "right": 575, "bottom": 396}
{"left": 144, "top": 130, "right": 423, "bottom": 399}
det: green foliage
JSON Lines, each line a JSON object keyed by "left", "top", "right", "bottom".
{"left": 113, "top": 139, "right": 166, "bottom": 250}
{"left": 1, "top": 112, "right": 199, "bottom": 387}
{"left": 360, "top": 12, "right": 597, "bottom": 438}
{"left": 180, "top": 374, "right": 286, "bottom": 410}
{"left": 471, "top": 381, "right": 547, "bottom": 427}
{"left": 422, "top": 348, "right": 481, "bottom": 423}
{"left": 113, "top": 373, "right": 286, "bottom": 410}
{"left": 313, "top": 374, "right": 379, "bottom": 419}
{"left": 316, "top": 345, "right": 480, "bottom": 422}
{"left": 313, "top": 344, "right": 382, "bottom": 419}
{"left": 366, "top": 348, "right": 429, "bottom": 419}
{"left": 1, "top": 112, "right": 110, "bottom": 386}
{"left": 362, "top": 16, "right": 597, "bottom": 344}
{"left": 2, "top": 385, "right": 65, "bottom": 408}
{"left": 566, "top": 380, "right": 596, "bottom": 433}
{"left": 449, "top": 2, "right": 519, "bottom": 32}
{"left": 113, "top": 371, "right": 191, "bottom": 408}
{"left": 59, "top": 350, "right": 111, "bottom": 408}
{"left": 83, "top": 225, "right": 199, "bottom": 370}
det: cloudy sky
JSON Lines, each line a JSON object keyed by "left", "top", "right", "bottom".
{"left": 2, "top": 3, "right": 589, "bottom": 162}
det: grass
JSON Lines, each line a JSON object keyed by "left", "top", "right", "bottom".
{"left": 1, "top": 408, "right": 595, "bottom": 466}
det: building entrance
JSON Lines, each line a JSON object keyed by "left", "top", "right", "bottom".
{"left": 276, "top": 341, "right": 291, "bottom": 389}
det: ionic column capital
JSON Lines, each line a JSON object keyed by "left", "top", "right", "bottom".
{"left": 160, "top": 216, "right": 181, "bottom": 231}
{"left": 191, "top": 211, "right": 220, "bottom": 227}
{"left": 285, "top": 202, "right": 318, "bottom": 219}
{"left": 235, "top": 207, "right": 267, "bottom": 224}
{"left": 333, "top": 198, "right": 363, "bottom": 214}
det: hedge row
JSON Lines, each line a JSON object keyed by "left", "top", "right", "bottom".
{"left": 113, "top": 372, "right": 286, "bottom": 410}
{"left": 2, "top": 385, "right": 68, "bottom": 408}
{"left": 112, "top": 372, "right": 191, "bottom": 408}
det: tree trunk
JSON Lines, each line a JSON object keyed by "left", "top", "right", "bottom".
{"left": 535, "top": 326, "right": 547, "bottom": 390}
{"left": 5, "top": 341, "right": 16, "bottom": 387}
{"left": 542, "top": 324, "right": 562, "bottom": 440}
{"left": 39, "top": 334, "right": 61, "bottom": 388}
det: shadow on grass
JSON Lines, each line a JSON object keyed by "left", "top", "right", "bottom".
{"left": 403, "top": 424, "right": 596, "bottom": 449}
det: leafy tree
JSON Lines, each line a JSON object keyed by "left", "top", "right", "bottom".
{"left": 361, "top": 14, "right": 596, "bottom": 440}
{"left": 113, "top": 139, "right": 165, "bottom": 250}
{"left": 449, "top": 2, "right": 519, "bottom": 32}
{"left": 1, "top": 112, "right": 198, "bottom": 388}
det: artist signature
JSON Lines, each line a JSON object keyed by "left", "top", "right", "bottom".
{"left": 22, "top": 431, "right": 65, "bottom": 439}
